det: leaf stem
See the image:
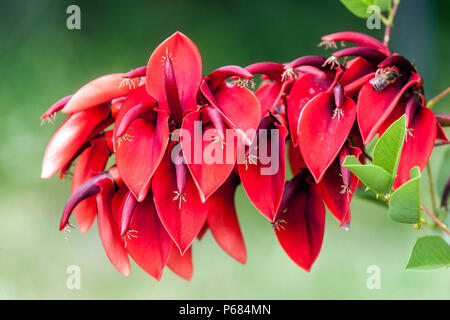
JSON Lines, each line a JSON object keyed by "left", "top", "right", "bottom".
{"left": 426, "top": 163, "right": 439, "bottom": 216}
{"left": 420, "top": 204, "right": 450, "bottom": 236}
{"left": 427, "top": 87, "right": 450, "bottom": 109}
{"left": 383, "top": 0, "right": 400, "bottom": 47}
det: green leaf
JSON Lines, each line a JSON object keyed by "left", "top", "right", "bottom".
{"left": 340, "top": 0, "right": 391, "bottom": 18}
{"left": 373, "top": 115, "right": 406, "bottom": 182}
{"left": 343, "top": 155, "right": 392, "bottom": 194}
{"left": 388, "top": 167, "right": 421, "bottom": 224}
{"left": 405, "top": 236, "right": 450, "bottom": 271}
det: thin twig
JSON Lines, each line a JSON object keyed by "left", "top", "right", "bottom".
{"left": 427, "top": 87, "right": 450, "bottom": 109}
{"left": 434, "top": 113, "right": 450, "bottom": 127}
{"left": 383, "top": 0, "right": 400, "bottom": 47}
{"left": 420, "top": 204, "right": 450, "bottom": 236}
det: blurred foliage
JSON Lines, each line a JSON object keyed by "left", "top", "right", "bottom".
{"left": 0, "top": 0, "right": 448, "bottom": 299}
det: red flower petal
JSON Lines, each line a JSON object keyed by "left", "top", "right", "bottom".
{"left": 288, "top": 140, "right": 306, "bottom": 175}
{"left": 125, "top": 193, "right": 172, "bottom": 280}
{"left": 146, "top": 32, "right": 202, "bottom": 114}
{"left": 116, "top": 109, "right": 169, "bottom": 202}
{"left": 206, "top": 176, "right": 246, "bottom": 264}
{"left": 72, "top": 136, "right": 110, "bottom": 233}
{"left": 152, "top": 150, "right": 208, "bottom": 254}
{"left": 61, "top": 74, "right": 137, "bottom": 114}
{"left": 357, "top": 72, "right": 422, "bottom": 144}
{"left": 167, "top": 244, "right": 193, "bottom": 281}
{"left": 298, "top": 92, "right": 357, "bottom": 182}
{"left": 320, "top": 145, "right": 361, "bottom": 226}
{"left": 180, "top": 110, "right": 235, "bottom": 202}
{"left": 275, "top": 181, "right": 325, "bottom": 271}
{"left": 41, "top": 104, "right": 110, "bottom": 179}
{"left": 96, "top": 180, "right": 130, "bottom": 276}
{"left": 287, "top": 73, "right": 332, "bottom": 146}
{"left": 254, "top": 81, "right": 286, "bottom": 116}
{"left": 201, "top": 82, "right": 261, "bottom": 145}
{"left": 238, "top": 120, "right": 288, "bottom": 222}
{"left": 339, "top": 57, "right": 376, "bottom": 87}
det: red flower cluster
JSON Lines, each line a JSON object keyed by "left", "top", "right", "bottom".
{"left": 41, "top": 31, "right": 447, "bottom": 279}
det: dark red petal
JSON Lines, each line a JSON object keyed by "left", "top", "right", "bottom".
{"left": 72, "top": 137, "right": 110, "bottom": 233}
{"left": 436, "top": 121, "right": 448, "bottom": 142}
{"left": 120, "top": 191, "right": 138, "bottom": 237}
{"left": 146, "top": 32, "right": 202, "bottom": 114}
{"left": 207, "top": 176, "right": 246, "bottom": 263}
{"left": 321, "top": 32, "right": 389, "bottom": 55}
{"left": 245, "top": 62, "right": 285, "bottom": 82}
{"left": 254, "top": 81, "right": 286, "bottom": 116}
{"left": 357, "top": 72, "right": 422, "bottom": 144}
{"left": 298, "top": 92, "right": 357, "bottom": 182}
{"left": 181, "top": 110, "right": 235, "bottom": 202}
{"left": 201, "top": 82, "right": 261, "bottom": 145}
{"left": 125, "top": 193, "right": 172, "bottom": 280}
{"left": 167, "top": 244, "right": 193, "bottom": 281}
{"left": 96, "top": 179, "right": 130, "bottom": 276}
{"left": 320, "top": 145, "right": 361, "bottom": 226}
{"left": 287, "top": 73, "right": 332, "bottom": 146}
{"left": 339, "top": 57, "right": 376, "bottom": 87}
{"left": 152, "top": 151, "right": 208, "bottom": 254}
{"left": 41, "top": 104, "right": 110, "bottom": 179}
{"left": 288, "top": 140, "right": 306, "bottom": 175}
{"left": 116, "top": 110, "right": 170, "bottom": 202}
{"left": 275, "top": 182, "right": 325, "bottom": 271}
{"left": 238, "top": 121, "right": 288, "bottom": 222}
{"left": 61, "top": 74, "right": 137, "bottom": 114}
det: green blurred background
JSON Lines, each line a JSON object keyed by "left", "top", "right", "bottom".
{"left": 0, "top": 0, "right": 449, "bottom": 299}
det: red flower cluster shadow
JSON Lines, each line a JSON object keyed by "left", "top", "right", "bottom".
{"left": 41, "top": 31, "right": 447, "bottom": 279}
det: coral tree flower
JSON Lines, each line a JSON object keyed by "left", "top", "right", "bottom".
{"left": 41, "top": 29, "right": 447, "bottom": 278}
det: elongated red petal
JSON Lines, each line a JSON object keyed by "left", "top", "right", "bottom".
{"left": 207, "top": 176, "right": 246, "bottom": 264}
{"left": 254, "top": 81, "right": 286, "bottom": 116}
{"left": 298, "top": 92, "right": 357, "bottom": 182}
{"left": 146, "top": 32, "right": 202, "bottom": 114}
{"left": 207, "top": 65, "right": 253, "bottom": 92}
{"left": 181, "top": 110, "right": 235, "bottom": 202}
{"left": 125, "top": 193, "right": 172, "bottom": 280}
{"left": 320, "top": 145, "right": 361, "bottom": 226}
{"left": 40, "top": 94, "right": 73, "bottom": 121}
{"left": 321, "top": 32, "right": 389, "bottom": 55}
{"left": 152, "top": 151, "right": 208, "bottom": 254}
{"left": 120, "top": 191, "right": 138, "bottom": 237}
{"left": 62, "top": 74, "right": 137, "bottom": 114}
{"left": 357, "top": 72, "right": 422, "bottom": 144}
{"left": 41, "top": 104, "right": 110, "bottom": 179}
{"left": 116, "top": 109, "right": 169, "bottom": 202}
{"left": 287, "top": 72, "right": 332, "bottom": 146}
{"left": 275, "top": 182, "right": 325, "bottom": 271}
{"left": 167, "top": 244, "right": 193, "bottom": 281}
{"left": 96, "top": 180, "right": 130, "bottom": 276}
{"left": 201, "top": 81, "right": 261, "bottom": 145}
{"left": 72, "top": 136, "right": 110, "bottom": 233}
{"left": 238, "top": 121, "right": 288, "bottom": 222}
